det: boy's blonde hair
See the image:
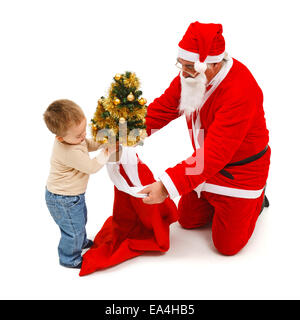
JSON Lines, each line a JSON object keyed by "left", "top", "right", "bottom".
{"left": 43, "top": 99, "right": 85, "bottom": 136}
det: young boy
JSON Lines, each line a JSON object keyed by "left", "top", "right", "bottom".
{"left": 44, "top": 99, "right": 111, "bottom": 269}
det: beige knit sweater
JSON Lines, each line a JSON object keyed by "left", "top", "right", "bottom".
{"left": 46, "top": 138, "right": 109, "bottom": 196}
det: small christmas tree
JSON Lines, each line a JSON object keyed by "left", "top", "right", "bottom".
{"left": 91, "top": 71, "right": 148, "bottom": 147}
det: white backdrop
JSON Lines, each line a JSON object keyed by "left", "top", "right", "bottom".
{"left": 0, "top": 0, "right": 299, "bottom": 300}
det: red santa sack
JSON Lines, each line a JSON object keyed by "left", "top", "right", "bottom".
{"left": 79, "top": 148, "right": 178, "bottom": 276}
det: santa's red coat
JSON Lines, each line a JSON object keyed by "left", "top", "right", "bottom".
{"left": 146, "top": 58, "right": 271, "bottom": 197}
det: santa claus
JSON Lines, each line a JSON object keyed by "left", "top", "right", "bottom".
{"left": 140, "top": 22, "right": 271, "bottom": 256}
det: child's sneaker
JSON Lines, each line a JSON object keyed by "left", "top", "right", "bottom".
{"left": 83, "top": 239, "right": 94, "bottom": 249}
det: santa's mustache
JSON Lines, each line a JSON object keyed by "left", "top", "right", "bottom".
{"left": 179, "top": 71, "right": 207, "bottom": 116}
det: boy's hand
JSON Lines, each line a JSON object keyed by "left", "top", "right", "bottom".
{"left": 107, "top": 143, "right": 122, "bottom": 162}
{"left": 96, "top": 148, "right": 110, "bottom": 165}
{"left": 107, "top": 141, "right": 120, "bottom": 155}
{"left": 103, "top": 147, "right": 110, "bottom": 157}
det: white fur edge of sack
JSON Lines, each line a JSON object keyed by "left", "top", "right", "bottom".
{"left": 194, "top": 61, "right": 207, "bottom": 73}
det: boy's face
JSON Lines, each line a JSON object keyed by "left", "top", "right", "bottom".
{"left": 57, "top": 117, "right": 87, "bottom": 145}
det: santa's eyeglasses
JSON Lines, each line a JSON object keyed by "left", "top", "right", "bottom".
{"left": 175, "top": 61, "right": 198, "bottom": 78}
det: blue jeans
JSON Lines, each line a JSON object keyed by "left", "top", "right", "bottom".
{"left": 45, "top": 189, "right": 89, "bottom": 267}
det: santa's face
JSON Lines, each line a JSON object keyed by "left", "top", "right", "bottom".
{"left": 177, "top": 58, "right": 199, "bottom": 79}
{"left": 179, "top": 69, "right": 207, "bottom": 117}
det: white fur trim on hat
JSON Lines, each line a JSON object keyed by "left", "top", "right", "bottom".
{"left": 178, "top": 47, "right": 226, "bottom": 64}
{"left": 204, "top": 52, "right": 225, "bottom": 63}
{"left": 178, "top": 47, "right": 199, "bottom": 62}
{"left": 194, "top": 61, "right": 207, "bottom": 73}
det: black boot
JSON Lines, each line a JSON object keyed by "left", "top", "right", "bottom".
{"left": 260, "top": 195, "right": 269, "bottom": 214}
{"left": 264, "top": 195, "right": 269, "bottom": 208}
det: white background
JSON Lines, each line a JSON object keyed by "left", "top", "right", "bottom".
{"left": 0, "top": 0, "right": 299, "bottom": 300}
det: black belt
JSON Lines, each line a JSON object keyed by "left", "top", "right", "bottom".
{"left": 219, "top": 145, "right": 269, "bottom": 180}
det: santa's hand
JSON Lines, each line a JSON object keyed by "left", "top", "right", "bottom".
{"left": 138, "top": 181, "right": 169, "bottom": 204}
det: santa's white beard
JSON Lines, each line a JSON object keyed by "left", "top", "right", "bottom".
{"left": 179, "top": 71, "right": 207, "bottom": 117}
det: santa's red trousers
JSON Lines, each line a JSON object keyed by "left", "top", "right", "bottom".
{"left": 178, "top": 190, "right": 265, "bottom": 256}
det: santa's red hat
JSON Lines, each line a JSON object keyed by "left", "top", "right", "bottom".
{"left": 178, "top": 22, "right": 226, "bottom": 73}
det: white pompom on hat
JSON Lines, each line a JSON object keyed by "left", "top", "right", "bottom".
{"left": 194, "top": 61, "right": 207, "bottom": 73}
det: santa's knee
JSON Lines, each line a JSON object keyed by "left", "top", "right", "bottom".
{"left": 178, "top": 215, "right": 196, "bottom": 229}
{"left": 177, "top": 204, "right": 202, "bottom": 229}
{"left": 178, "top": 204, "right": 212, "bottom": 229}
{"left": 178, "top": 214, "right": 209, "bottom": 229}
{"left": 212, "top": 235, "right": 246, "bottom": 256}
